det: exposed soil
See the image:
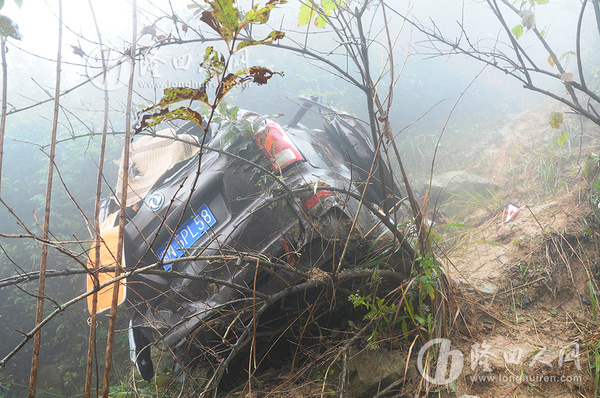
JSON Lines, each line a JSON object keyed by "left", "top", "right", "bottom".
{"left": 436, "top": 104, "right": 600, "bottom": 398}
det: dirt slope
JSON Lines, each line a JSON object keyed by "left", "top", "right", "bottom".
{"left": 439, "top": 105, "right": 600, "bottom": 398}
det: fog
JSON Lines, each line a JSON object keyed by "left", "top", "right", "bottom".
{"left": 2, "top": 0, "right": 593, "bottom": 134}
{"left": 0, "top": 0, "right": 597, "bottom": 395}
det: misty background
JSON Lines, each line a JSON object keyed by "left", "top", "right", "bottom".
{"left": 0, "top": 0, "right": 597, "bottom": 395}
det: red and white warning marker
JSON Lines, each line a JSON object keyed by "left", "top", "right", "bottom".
{"left": 504, "top": 203, "right": 521, "bottom": 223}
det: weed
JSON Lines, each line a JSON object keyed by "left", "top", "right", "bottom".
{"left": 537, "top": 156, "right": 570, "bottom": 195}
{"left": 588, "top": 341, "right": 600, "bottom": 398}
{"left": 591, "top": 280, "right": 598, "bottom": 321}
{"left": 519, "top": 263, "right": 529, "bottom": 282}
{"left": 348, "top": 253, "right": 443, "bottom": 349}
{"left": 349, "top": 271, "right": 409, "bottom": 346}
{"left": 449, "top": 187, "right": 503, "bottom": 219}
{"left": 536, "top": 125, "right": 579, "bottom": 195}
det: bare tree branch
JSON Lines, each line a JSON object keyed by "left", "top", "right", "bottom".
{"left": 28, "top": 1, "right": 62, "bottom": 395}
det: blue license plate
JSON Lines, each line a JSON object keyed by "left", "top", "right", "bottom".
{"left": 158, "top": 204, "right": 217, "bottom": 270}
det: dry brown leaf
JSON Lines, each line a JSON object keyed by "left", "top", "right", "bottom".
{"left": 561, "top": 73, "right": 573, "bottom": 82}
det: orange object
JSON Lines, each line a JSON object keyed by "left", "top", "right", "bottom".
{"left": 256, "top": 122, "right": 304, "bottom": 172}
{"left": 86, "top": 212, "right": 126, "bottom": 314}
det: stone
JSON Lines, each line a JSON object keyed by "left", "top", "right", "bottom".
{"left": 425, "top": 171, "right": 499, "bottom": 209}
{"left": 418, "top": 170, "right": 499, "bottom": 218}
{"left": 347, "top": 347, "right": 406, "bottom": 397}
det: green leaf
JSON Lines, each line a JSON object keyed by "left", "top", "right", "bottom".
{"left": 549, "top": 111, "right": 563, "bottom": 129}
{"left": 404, "top": 299, "right": 414, "bottom": 318}
{"left": 200, "top": 0, "right": 240, "bottom": 43}
{"left": 244, "top": 0, "right": 286, "bottom": 25}
{"left": 201, "top": 46, "right": 225, "bottom": 83}
{"left": 536, "top": 0, "right": 549, "bottom": 4}
{"left": 0, "top": 15, "right": 21, "bottom": 39}
{"left": 0, "top": 0, "right": 5, "bottom": 10}
{"left": 13, "top": 0, "right": 23, "bottom": 7}
{"left": 314, "top": 14, "right": 327, "bottom": 28}
{"left": 298, "top": 0, "right": 344, "bottom": 29}
{"left": 322, "top": 0, "right": 339, "bottom": 13}
{"left": 137, "top": 106, "right": 204, "bottom": 132}
{"left": 236, "top": 30, "right": 284, "bottom": 51}
{"left": 298, "top": 2, "right": 314, "bottom": 26}
{"left": 427, "top": 285, "right": 435, "bottom": 300}
{"left": 557, "top": 131, "right": 568, "bottom": 147}
{"left": 157, "top": 86, "right": 209, "bottom": 108}
{"left": 511, "top": 24, "right": 523, "bottom": 39}
{"left": 590, "top": 280, "right": 597, "bottom": 320}
{"left": 222, "top": 103, "right": 239, "bottom": 120}
{"left": 298, "top": 0, "right": 340, "bottom": 28}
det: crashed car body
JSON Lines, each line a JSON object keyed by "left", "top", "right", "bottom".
{"left": 87, "top": 97, "right": 403, "bottom": 380}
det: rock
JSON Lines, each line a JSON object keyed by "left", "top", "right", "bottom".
{"left": 421, "top": 170, "right": 499, "bottom": 213}
{"left": 469, "top": 279, "right": 499, "bottom": 295}
{"left": 347, "top": 347, "right": 406, "bottom": 397}
{"left": 580, "top": 294, "right": 592, "bottom": 306}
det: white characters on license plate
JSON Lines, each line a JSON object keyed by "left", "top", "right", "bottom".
{"left": 158, "top": 204, "right": 217, "bottom": 270}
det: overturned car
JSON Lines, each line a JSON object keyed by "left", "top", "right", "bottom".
{"left": 86, "top": 97, "right": 412, "bottom": 381}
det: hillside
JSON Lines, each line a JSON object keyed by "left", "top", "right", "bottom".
{"left": 432, "top": 104, "right": 600, "bottom": 398}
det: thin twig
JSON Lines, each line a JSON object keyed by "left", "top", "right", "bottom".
{"left": 101, "top": 1, "right": 136, "bottom": 396}
{"left": 85, "top": 0, "right": 110, "bottom": 395}
{"left": 28, "top": 2, "right": 62, "bottom": 395}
